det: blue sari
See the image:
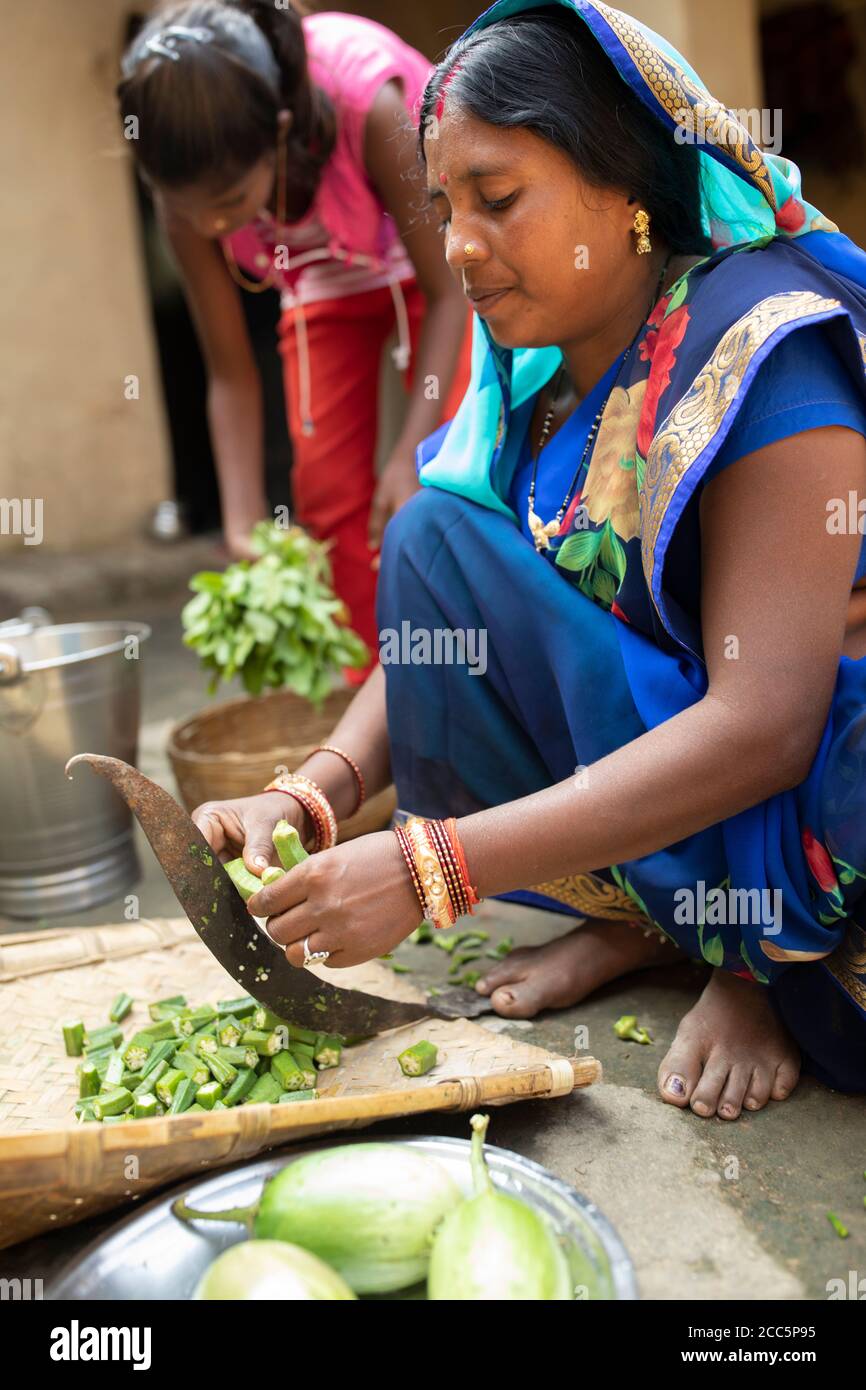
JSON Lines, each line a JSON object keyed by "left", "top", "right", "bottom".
{"left": 378, "top": 0, "right": 866, "bottom": 1091}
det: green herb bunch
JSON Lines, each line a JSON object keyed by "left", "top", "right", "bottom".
{"left": 181, "top": 523, "right": 368, "bottom": 702}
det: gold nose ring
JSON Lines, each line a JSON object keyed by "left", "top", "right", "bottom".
{"left": 464, "top": 242, "right": 476, "bottom": 256}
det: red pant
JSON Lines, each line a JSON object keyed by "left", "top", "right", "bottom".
{"left": 278, "top": 280, "right": 473, "bottom": 672}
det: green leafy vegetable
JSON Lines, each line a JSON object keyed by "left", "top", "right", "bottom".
{"left": 182, "top": 523, "right": 368, "bottom": 702}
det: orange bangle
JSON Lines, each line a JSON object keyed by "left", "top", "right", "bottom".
{"left": 312, "top": 744, "right": 366, "bottom": 817}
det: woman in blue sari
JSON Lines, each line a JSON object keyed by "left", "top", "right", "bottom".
{"left": 195, "top": 1, "right": 866, "bottom": 1120}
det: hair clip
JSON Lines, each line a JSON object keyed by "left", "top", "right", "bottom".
{"left": 144, "top": 25, "right": 213, "bottom": 62}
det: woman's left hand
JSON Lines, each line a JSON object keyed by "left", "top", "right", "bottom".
{"left": 368, "top": 452, "right": 420, "bottom": 551}
{"left": 247, "top": 830, "right": 422, "bottom": 968}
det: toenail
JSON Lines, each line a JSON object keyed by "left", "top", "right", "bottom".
{"left": 666, "top": 1074, "right": 686, "bottom": 1097}
{"left": 775, "top": 1086, "right": 788, "bottom": 1098}
{"left": 475, "top": 979, "right": 489, "bottom": 993}
{"left": 745, "top": 1098, "right": 760, "bottom": 1109}
{"left": 693, "top": 1101, "right": 712, "bottom": 1115}
{"left": 720, "top": 1104, "right": 736, "bottom": 1117}
{"left": 498, "top": 989, "right": 514, "bottom": 1004}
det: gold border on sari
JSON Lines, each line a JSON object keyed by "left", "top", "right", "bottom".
{"left": 640, "top": 290, "right": 842, "bottom": 602}
{"left": 824, "top": 921, "right": 866, "bottom": 1012}
{"left": 530, "top": 871, "right": 645, "bottom": 921}
{"left": 588, "top": 1, "right": 775, "bottom": 208}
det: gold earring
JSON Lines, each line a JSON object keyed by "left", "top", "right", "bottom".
{"left": 632, "top": 209, "right": 651, "bottom": 255}
{"left": 464, "top": 242, "right": 476, "bottom": 256}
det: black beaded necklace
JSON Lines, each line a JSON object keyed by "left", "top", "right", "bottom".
{"left": 526, "top": 251, "right": 673, "bottom": 553}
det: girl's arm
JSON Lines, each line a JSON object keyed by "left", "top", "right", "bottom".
{"left": 363, "top": 80, "right": 470, "bottom": 547}
{"left": 159, "top": 204, "right": 269, "bottom": 557}
{"left": 458, "top": 425, "right": 866, "bottom": 894}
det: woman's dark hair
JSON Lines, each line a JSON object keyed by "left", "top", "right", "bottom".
{"left": 118, "top": 0, "right": 335, "bottom": 219}
{"left": 419, "top": 6, "right": 713, "bottom": 257}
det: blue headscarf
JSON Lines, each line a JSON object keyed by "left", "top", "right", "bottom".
{"left": 418, "top": 0, "right": 865, "bottom": 517}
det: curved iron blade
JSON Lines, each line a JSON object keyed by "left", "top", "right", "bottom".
{"left": 65, "top": 753, "right": 433, "bottom": 1035}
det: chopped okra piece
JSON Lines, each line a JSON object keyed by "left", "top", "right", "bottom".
{"left": 85, "top": 1024, "right": 124, "bottom": 1052}
{"left": 252, "top": 1005, "right": 286, "bottom": 1032}
{"left": 613, "top": 1015, "right": 653, "bottom": 1045}
{"left": 174, "top": 1005, "right": 217, "bottom": 1038}
{"left": 217, "top": 1044, "right": 257, "bottom": 1070}
{"left": 108, "top": 992, "right": 133, "bottom": 1024}
{"left": 242, "top": 1028, "right": 284, "bottom": 1057}
{"left": 195, "top": 1081, "right": 223, "bottom": 1110}
{"left": 103, "top": 1052, "right": 125, "bottom": 1089}
{"left": 123, "top": 1032, "right": 156, "bottom": 1072}
{"left": 74, "top": 1097, "right": 98, "bottom": 1120}
{"left": 433, "top": 934, "right": 458, "bottom": 954}
{"left": 133, "top": 1093, "right": 160, "bottom": 1120}
{"left": 270, "top": 1051, "right": 305, "bottom": 1091}
{"left": 77, "top": 1062, "right": 100, "bottom": 1098}
{"left": 155, "top": 1068, "right": 185, "bottom": 1107}
{"left": 134, "top": 1061, "right": 168, "bottom": 1095}
{"left": 289, "top": 1054, "right": 317, "bottom": 1089}
{"left": 486, "top": 936, "right": 514, "bottom": 959}
{"left": 278, "top": 1089, "right": 318, "bottom": 1103}
{"left": 313, "top": 1034, "right": 343, "bottom": 1070}
{"left": 222, "top": 1068, "right": 257, "bottom": 1106}
{"left": 173, "top": 1052, "right": 210, "bottom": 1086}
{"left": 215, "top": 996, "right": 256, "bottom": 1020}
{"left": 62, "top": 1020, "right": 85, "bottom": 1057}
{"left": 140, "top": 1039, "right": 176, "bottom": 1078}
{"left": 397, "top": 1041, "right": 439, "bottom": 1077}
{"left": 92, "top": 1087, "right": 134, "bottom": 1120}
{"left": 148, "top": 994, "right": 187, "bottom": 1022}
{"left": 409, "top": 921, "right": 433, "bottom": 944}
{"left": 169, "top": 1077, "right": 199, "bottom": 1114}
{"left": 246, "top": 1072, "right": 282, "bottom": 1105}
{"left": 827, "top": 1211, "right": 849, "bottom": 1239}
{"left": 204, "top": 1052, "right": 238, "bottom": 1088}
{"left": 217, "top": 1015, "right": 243, "bottom": 1048}
{"left": 287, "top": 1022, "right": 318, "bottom": 1047}
{"left": 261, "top": 866, "right": 285, "bottom": 886}
{"left": 273, "top": 820, "right": 309, "bottom": 870}
{"left": 224, "top": 858, "right": 264, "bottom": 902}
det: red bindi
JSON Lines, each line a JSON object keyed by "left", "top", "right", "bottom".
{"left": 439, "top": 172, "right": 448, "bottom": 185}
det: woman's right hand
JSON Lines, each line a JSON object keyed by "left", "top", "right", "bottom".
{"left": 192, "top": 792, "right": 308, "bottom": 875}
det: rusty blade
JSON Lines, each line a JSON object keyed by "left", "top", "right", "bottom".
{"left": 64, "top": 753, "right": 434, "bottom": 1035}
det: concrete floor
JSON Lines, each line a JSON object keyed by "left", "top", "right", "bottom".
{"left": 4, "top": 593, "right": 866, "bottom": 1300}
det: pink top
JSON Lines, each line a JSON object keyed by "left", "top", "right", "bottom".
{"left": 226, "top": 11, "right": 433, "bottom": 306}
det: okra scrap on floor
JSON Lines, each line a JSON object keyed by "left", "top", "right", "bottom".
{"left": 0, "top": 917, "right": 598, "bottom": 1249}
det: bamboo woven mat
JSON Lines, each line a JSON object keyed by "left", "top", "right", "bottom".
{"left": 0, "top": 918, "right": 600, "bottom": 1248}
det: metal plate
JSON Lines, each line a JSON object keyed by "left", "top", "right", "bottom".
{"left": 48, "top": 1136, "right": 638, "bottom": 1301}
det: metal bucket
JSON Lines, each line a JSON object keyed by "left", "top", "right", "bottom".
{"left": 0, "top": 621, "right": 150, "bottom": 919}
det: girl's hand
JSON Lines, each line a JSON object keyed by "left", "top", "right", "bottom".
{"left": 248, "top": 830, "right": 422, "bottom": 968}
{"left": 192, "top": 792, "right": 309, "bottom": 873}
{"left": 368, "top": 453, "right": 420, "bottom": 550}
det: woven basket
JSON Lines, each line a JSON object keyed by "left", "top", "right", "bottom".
{"left": 167, "top": 688, "right": 396, "bottom": 840}
{"left": 0, "top": 919, "right": 600, "bottom": 1249}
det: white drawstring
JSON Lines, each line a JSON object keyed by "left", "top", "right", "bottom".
{"left": 280, "top": 248, "right": 413, "bottom": 438}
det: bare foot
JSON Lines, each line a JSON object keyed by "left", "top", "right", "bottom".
{"left": 658, "top": 969, "right": 801, "bottom": 1120}
{"left": 474, "top": 917, "right": 680, "bottom": 1018}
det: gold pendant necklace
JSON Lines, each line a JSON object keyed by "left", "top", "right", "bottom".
{"left": 222, "top": 135, "right": 289, "bottom": 294}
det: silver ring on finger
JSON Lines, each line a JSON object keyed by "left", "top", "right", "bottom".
{"left": 303, "top": 935, "right": 330, "bottom": 967}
